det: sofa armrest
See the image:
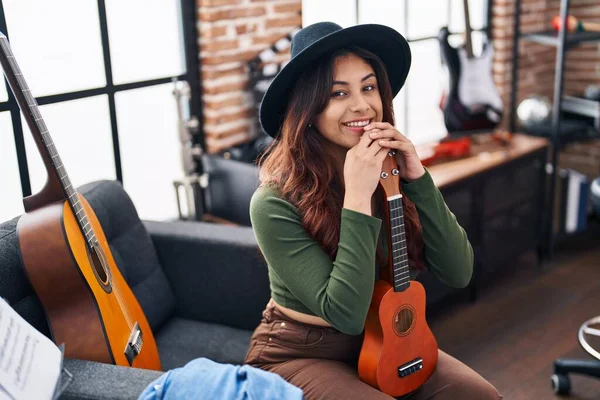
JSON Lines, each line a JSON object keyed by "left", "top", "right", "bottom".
{"left": 144, "top": 220, "right": 270, "bottom": 331}
{"left": 60, "top": 358, "right": 163, "bottom": 400}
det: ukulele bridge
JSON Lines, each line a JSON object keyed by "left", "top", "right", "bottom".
{"left": 124, "top": 322, "right": 143, "bottom": 366}
{"left": 398, "top": 357, "right": 423, "bottom": 378}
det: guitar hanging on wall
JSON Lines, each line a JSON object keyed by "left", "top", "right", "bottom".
{"left": 438, "top": 0, "right": 503, "bottom": 135}
{"left": 358, "top": 151, "right": 438, "bottom": 397}
{"left": 0, "top": 31, "right": 161, "bottom": 370}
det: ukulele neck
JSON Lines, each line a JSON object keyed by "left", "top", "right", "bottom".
{"left": 387, "top": 194, "right": 410, "bottom": 292}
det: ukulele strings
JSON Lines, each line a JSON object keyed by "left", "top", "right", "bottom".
{"left": 390, "top": 197, "right": 410, "bottom": 330}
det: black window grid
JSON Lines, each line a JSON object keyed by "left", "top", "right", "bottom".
{"left": 0, "top": 0, "right": 203, "bottom": 199}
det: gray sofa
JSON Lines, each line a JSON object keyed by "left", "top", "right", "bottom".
{"left": 0, "top": 180, "right": 270, "bottom": 399}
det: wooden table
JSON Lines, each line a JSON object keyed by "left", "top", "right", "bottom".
{"left": 417, "top": 133, "right": 550, "bottom": 305}
{"left": 427, "top": 134, "right": 549, "bottom": 189}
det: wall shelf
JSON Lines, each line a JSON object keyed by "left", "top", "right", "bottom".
{"left": 521, "top": 30, "right": 600, "bottom": 47}
{"left": 509, "top": 0, "right": 600, "bottom": 260}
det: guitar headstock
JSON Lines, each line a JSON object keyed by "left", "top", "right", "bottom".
{"left": 379, "top": 150, "right": 401, "bottom": 198}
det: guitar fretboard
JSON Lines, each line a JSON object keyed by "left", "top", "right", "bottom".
{"left": 0, "top": 33, "right": 97, "bottom": 247}
{"left": 387, "top": 195, "right": 410, "bottom": 292}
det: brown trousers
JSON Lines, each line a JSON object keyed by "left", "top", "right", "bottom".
{"left": 243, "top": 303, "right": 502, "bottom": 400}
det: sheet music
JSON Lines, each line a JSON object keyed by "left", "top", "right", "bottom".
{"left": 0, "top": 298, "right": 61, "bottom": 400}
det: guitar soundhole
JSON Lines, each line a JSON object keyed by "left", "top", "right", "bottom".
{"left": 393, "top": 306, "right": 415, "bottom": 336}
{"left": 88, "top": 245, "right": 112, "bottom": 293}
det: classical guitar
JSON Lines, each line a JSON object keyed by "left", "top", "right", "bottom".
{"left": 0, "top": 32, "right": 161, "bottom": 370}
{"left": 438, "top": 0, "right": 503, "bottom": 135}
{"left": 358, "top": 151, "right": 438, "bottom": 397}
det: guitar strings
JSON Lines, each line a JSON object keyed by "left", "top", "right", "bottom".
{"left": 82, "top": 211, "right": 135, "bottom": 331}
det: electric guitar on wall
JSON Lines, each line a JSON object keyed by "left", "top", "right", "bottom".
{"left": 358, "top": 151, "right": 438, "bottom": 397}
{"left": 0, "top": 32, "right": 161, "bottom": 370}
{"left": 438, "top": 0, "right": 503, "bottom": 135}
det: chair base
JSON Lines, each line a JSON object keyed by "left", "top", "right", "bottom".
{"left": 551, "top": 358, "right": 600, "bottom": 396}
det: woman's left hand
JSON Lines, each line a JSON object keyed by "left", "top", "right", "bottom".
{"left": 364, "top": 122, "right": 426, "bottom": 182}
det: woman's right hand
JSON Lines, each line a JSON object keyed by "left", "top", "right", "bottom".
{"left": 343, "top": 132, "right": 390, "bottom": 215}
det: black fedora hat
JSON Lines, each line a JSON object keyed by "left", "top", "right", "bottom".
{"left": 259, "top": 21, "right": 412, "bottom": 139}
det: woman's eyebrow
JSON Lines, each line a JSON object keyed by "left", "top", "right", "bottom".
{"left": 332, "top": 73, "right": 376, "bottom": 86}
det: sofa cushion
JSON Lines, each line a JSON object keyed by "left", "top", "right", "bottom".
{"left": 155, "top": 317, "right": 252, "bottom": 370}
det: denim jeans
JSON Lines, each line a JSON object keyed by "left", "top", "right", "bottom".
{"left": 138, "top": 357, "right": 303, "bottom": 400}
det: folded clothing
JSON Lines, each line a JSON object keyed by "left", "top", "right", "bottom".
{"left": 138, "top": 357, "right": 303, "bottom": 400}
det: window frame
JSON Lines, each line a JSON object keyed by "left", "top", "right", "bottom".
{"left": 0, "top": 0, "right": 203, "bottom": 198}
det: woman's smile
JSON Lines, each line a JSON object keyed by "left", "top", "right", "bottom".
{"left": 342, "top": 118, "right": 372, "bottom": 134}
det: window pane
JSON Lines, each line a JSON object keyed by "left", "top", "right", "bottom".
{"left": 0, "top": 112, "right": 24, "bottom": 221}
{"left": 449, "top": 0, "right": 487, "bottom": 33}
{"left": 24, "top": 96, "right": 116, "bottom": 194}
{"left": 3, "top": 0, "right": 106, "bottom": 96}
{"left": 406, "top": 0, "right": 449, "bottom": 39}
{"left": 105, "top": 0, "right": 185, "bottom": 84}
{"left": 0, "top": 80, "right": 7, "bottom": 102}
{"left": 303, "top": 0, "right": 356, "bottom": 28}
{"left": 116, "top": 83, "right": 182, "bottom": 221}
{"left": 358, "top": 0, "right": 406, "bottom": 34}
{"left": 405, "top": 40, "right": 447, "bottom": 146}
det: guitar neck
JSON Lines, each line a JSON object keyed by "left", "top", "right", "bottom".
{"left": 462, "top": 0, "right": 474, "bottom": 58}
{"left": 387, "top": 194, "right": 410, "bottom": 292}
{"left": 0, "top": 33, "right": 97, "bottom": 247}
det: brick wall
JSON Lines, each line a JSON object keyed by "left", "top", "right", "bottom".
{"left": 197, "top": 0, "right": 301, "bottom": 153}
{"left": 492, "top": 0, "right": 600, "bottom": 128}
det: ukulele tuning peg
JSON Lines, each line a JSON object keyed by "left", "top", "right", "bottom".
{"left": 380, "top": 172, "right": 388, "bottom": 179}
{"left": 392, "top": 169, "right": 399, "bottom": 176}
{"left": 388, "top": 150, "right": 396, "bottom": 157}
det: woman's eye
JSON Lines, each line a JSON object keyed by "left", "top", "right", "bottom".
{"left": 332, "top": 91, "right": 346, "bottom": 98}
{"left": 364, "top": 84, "right": 376, "bottom": 92}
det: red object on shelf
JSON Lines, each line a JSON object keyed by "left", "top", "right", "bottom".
{"left": 420, "top": 137, "right": 471, "bottom": 166}
{"left": 552, "top": 15, "right": 600, "bottom": 33}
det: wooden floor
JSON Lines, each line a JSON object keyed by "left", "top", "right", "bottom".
{"left": 428, "top": 222, "right": 600, "bottom": 400}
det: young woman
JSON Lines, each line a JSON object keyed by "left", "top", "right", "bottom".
{"left": 243, "top": 22, "right": 502, "bottom": 400}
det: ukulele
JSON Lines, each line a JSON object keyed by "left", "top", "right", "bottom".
{"left": 358, "top": 151, "right": 438, "bottom": 397}
{"left": 0, "top": 32, "right": 161, "bottom": 370}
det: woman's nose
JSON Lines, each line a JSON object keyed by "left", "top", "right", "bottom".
{"left": 349, "top": 95, "right": 371, "bottom": 113}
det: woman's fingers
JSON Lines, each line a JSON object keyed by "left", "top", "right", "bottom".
{"left": 378, "top": 139, "right": 414, "bottom": 154}
{"left": 368, "top": 128, "right": 409, "bottom": 143}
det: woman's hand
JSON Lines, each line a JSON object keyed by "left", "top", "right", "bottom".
{"left": 364, "top": 122, "right": 426, "bottom": 182}
{"left": 343, "top": 131, "right": 390, "bottom": 215}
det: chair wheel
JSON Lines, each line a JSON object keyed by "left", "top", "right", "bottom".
{"left": 551, "top": 373, "right": 571, "bottom": 395}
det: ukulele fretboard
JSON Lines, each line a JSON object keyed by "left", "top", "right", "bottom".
{"left": 387, "top": 195, "right": 410, "bottom": 292}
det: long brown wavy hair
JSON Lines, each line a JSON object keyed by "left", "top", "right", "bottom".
{"left": 257, "top": 46, "right": 425, "bottom": 271}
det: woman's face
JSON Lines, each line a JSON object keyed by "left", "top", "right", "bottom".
{"left": 314, "top": 53, "right": 383, "bottom": 150}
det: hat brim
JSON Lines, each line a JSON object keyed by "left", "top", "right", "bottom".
{"left": 259, "top": 24, "right": 411, "bottom": 138}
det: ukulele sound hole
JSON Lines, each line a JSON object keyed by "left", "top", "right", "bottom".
{"left": 393, "top": 306, "right": 415, "bottom": 336}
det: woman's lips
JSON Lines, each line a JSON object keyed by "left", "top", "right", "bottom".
{"left": 342, "top": 124, "right": 366, "bottom": 134}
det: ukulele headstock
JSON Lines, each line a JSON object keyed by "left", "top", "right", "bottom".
{"left": 379, "top": 150, "right": 401, "bottom": 197}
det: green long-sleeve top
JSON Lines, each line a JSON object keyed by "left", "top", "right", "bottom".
{"left": 249, "top": 169, "right": 473, "bottom": 335}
